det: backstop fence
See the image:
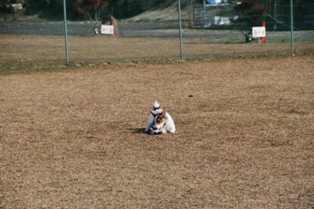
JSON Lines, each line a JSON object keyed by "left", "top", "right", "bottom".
{"left": 0, "top": 0, "right": 313, "bottom": 67}
{"left": 192, "top": 0, "right": 314, "bottom": 30}
{"left": 265, "top": 1, "right": 314, "bottom": 30}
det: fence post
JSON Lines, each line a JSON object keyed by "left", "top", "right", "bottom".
{"left": 178, "top": 0, "right": 184, "bottom": 60}
{"left": 290, "top": 0, "right": 294, "bottom": 54}
{"left": 273, "top": 1, "right": 277, "bottom": 30}
{"left": 63, "top": 0, "right": 69, "bottom": 65}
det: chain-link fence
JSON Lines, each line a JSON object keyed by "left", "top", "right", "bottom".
{"left": 192, "top": 0, "right": 314, "bottom": 30}
{"left": 0, "top": 0, "right": 313, "bottom": 67}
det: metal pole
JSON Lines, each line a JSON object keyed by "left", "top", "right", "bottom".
{"left": 273, "top": 1, "right": 277, "bottom": 30}
{"left": 178, "top": 0, "right": 184, "bottom": 60}
{"left": 63, "top": 0, "right": 69, "bottom": 65}
{"left": 290, "top": 0, "right": 294, "bottom": 54}
{"left": 203, "top": 0, "right": 206, "bottom": 24}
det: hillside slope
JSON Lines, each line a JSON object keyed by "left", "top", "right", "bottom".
{"left": 128, "top": 0, "right": 191, "bottom": 21}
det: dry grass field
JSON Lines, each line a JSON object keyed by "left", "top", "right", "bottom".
{"left": 1, "top": 44, "right": 314, "bottom": 207}
{"left": 1, "top": 34, "right": 314, "bottom": 67}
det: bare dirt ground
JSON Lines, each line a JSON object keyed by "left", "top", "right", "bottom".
{"left": 0, "top": 54, "right": 314, "bottom": 208}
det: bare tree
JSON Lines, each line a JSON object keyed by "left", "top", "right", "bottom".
{"left": 73, "top": 0, "right": 109, "bottom": 34}
{"left": 229, "top": 0, "right": 266, "bottom": 42}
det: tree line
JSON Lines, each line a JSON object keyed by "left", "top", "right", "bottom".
{"left": 0, "top": 0, "right": 174, "bottom": 19}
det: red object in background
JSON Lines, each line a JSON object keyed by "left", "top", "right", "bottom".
{"left": 260, "top": 21, "right": 266, "bottom": 42}
{"left": 109, "top": 15, "right": 116, "bottom": 36}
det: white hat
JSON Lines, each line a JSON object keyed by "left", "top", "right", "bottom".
{"left": 153, "top": 101, "right": 160, "bottom": 110}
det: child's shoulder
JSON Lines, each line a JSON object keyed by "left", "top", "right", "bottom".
{"left": 151, "top": 109, "right": 162, "bottom": 115}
